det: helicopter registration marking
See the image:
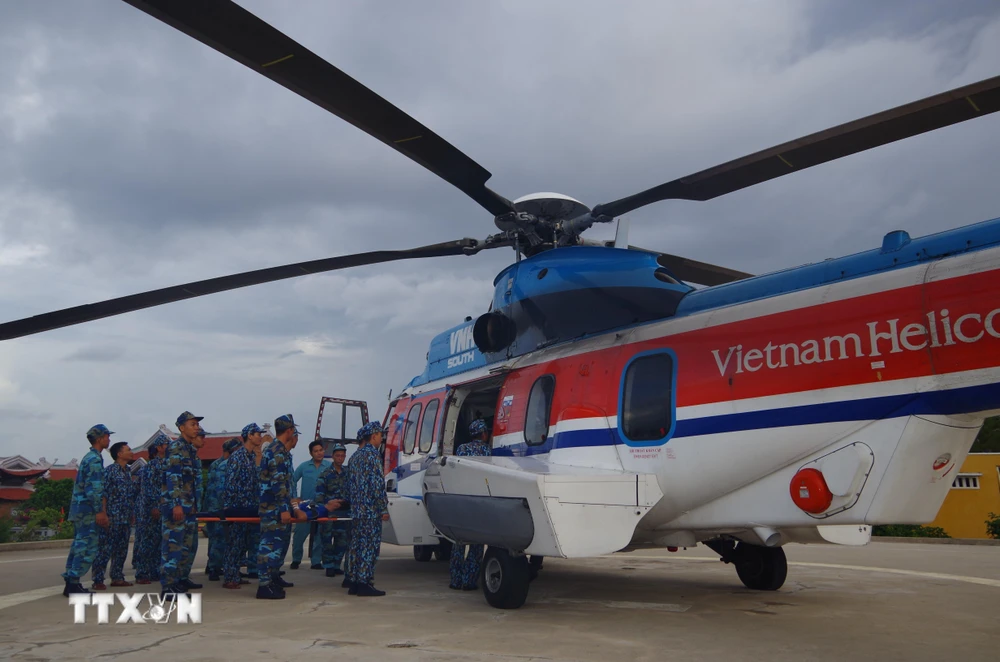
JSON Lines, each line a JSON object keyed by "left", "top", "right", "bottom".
{"left": 447, "top": 351, "right": 476, "bottom": 369}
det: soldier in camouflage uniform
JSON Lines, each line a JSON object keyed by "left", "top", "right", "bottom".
{"left": 345, "top": 422, "right": 389, "bottom": 597}
{"left": 256, "top": 415, "right": 299, "bottom": 600}
{"left": 222, "top": 423, "right": 263, "bottom": 589}
{"left": 203, "top": 438, "right": 236, "bottom": 580}
{"left": 134, "top": 435, "right": 169, "bottom": 584}
{"left": 92, "top": 441, "right": 136, "bottom": 589}
{"left": 61, "top": 425, "right": 113, "bottom": 596}
{"left": 449, "top": 419, "right": 493, "bottom": 590}
{"left": 160, "top": 411, "right": 206, "bottom": 598}
{"left": 314, "top": 443, "right": 351, "bottom": 577}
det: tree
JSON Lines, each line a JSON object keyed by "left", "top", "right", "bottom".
{"left": 970, "top": 416, "right": 1000, "bottom": 453}
{"left": 24, "top": 478, "right": 74, "bottom": 514}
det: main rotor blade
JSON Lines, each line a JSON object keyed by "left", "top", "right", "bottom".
{"left": 653, "top": 251, "right": 753, "bottom": 287}
{"left": 626, "top": 245, "right": 752, "bottom": 286}
{"left": 121, "top": 0, "right": 513, "bottom": 217}
{"left": 593, "top": 75, "right": 1000, "bottom": 219}
{"left": 0, "top": 239, "right": 487, "bottom": 341}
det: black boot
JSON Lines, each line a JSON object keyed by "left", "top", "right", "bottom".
{"left": 63, "top": 579, "right": 90, "bottom": 597}
{"left": 255, "top": 583, "right": 285, "bottom": 600}
{"left": 289, "top": 561, "right": 300, "bottom": 570}
{"left": 181, "top": 578, "right": 203, "bottom": 590}
{"left": 272, "top": 573, "right": 294, "bottom": 588}
{"left": 354, "top": 583, "right": 386, "bottom": 597}
{"left": 326, "top": 568, "right": 343, "bottom": 578}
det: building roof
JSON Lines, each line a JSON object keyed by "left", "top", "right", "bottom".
{"left": 46, "top": 468, "right": 78, "bottom": 481}
{"left": 0, "top": 486, "right": 34, "bottom": 501}
{"left": 0, "top": 467, "right": 48, "bottom": 480}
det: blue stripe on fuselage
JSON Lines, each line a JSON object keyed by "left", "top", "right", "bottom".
{"left": 489, "top": 381, "right": 1000, "bottom": 456}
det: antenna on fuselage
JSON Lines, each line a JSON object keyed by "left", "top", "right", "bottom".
{"left": 613, "top": 217, "right": 630, "bottom": 248}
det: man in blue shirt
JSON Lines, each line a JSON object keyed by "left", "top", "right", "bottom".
{"left": 203, "top": 438, "right": 237, "bottom": 581}
{"left": 160, "top": 411, "right": 206, "bottom": 599}
{"left": 222, "top": 423, "right": 263, "bottom": 589}
{"left": 449, "top": 419, "right": 492, "bottom": 590}
{"left": 61, "top": 424, "right": 113, "bottom": 596}
{"left": 134, "top": 434, "right": 168, "bottom": 584}
{"left": 288, "top": 440, "right": 331, "bottom": 570}
{"left": 345, "top": 422, "right": 389, "bottom": 597}
{"left": 92, "top": 441, "right": 136, "bottom": 590}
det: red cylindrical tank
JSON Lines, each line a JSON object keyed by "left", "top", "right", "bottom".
{"left": 789, "top": 468, "right": 834, "bottom": 514}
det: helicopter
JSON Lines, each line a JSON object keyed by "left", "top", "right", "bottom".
{"left": 2, "top": 0, "right": 999, "bottom": 610}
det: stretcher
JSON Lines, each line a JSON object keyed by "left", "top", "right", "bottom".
{"left": 195, "top": 515, "right": 353, "bottom": 562}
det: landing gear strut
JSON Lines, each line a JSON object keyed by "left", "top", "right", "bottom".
{"left": 706, "top": 539, "right": 788, "bottom": 591}
{"left": 481, "top": 548, "right": 530, "bottom": 609}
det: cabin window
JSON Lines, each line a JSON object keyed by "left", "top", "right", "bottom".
{"left": 402, "top": 402, "right": 422, "bottom": 455}
{"left": 418, "top": 399, "right": 439, "bottom": 454}
{"left": 620, "top": 351, "right": 676, "bottom": 444}
{"left": 525, "top": 375, "right": 555, "bottom": 446}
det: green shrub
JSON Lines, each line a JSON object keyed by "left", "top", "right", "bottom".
{"left": 872, "top": 524, "right": 951, "bottom": 538}
{"left": 986, "top": 512, "right": 1000, "bottom": 540}
{"left": 0, "top": 516, "right": 14, "bottom": 544}
{"left": 54, "top": 520, "right": 75, "bottom": 539}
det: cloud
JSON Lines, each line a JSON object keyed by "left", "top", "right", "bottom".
{"left": 63, "top": 345, "right": 126, "bottom": 362}
{"left": 0, "top": 0, "right": 998, "bottom": 465}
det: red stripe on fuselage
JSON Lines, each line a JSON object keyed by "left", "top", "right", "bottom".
{"left": 403, "top": 266, "right": 1000, "bottom": 439}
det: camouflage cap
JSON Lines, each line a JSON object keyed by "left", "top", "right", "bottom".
{"left": 176, "top": 411, "right": 204, "bottom": 427}
{"left": 196, "top": 428, "right": 207, "bottom": 438}
{"left": 357, "top": 421, "right": 384, "bottom": 441}
{"left": 330, "top": 443, "right": 347, "bottom": 453}
{"left": 241, "top": 422, "right": 262, "bottom": 439}
{"left": 222, "top": 438, "right": 241, "bottom": 453}
{"left": 274, "top": 414, "right": 300, "bottom": 435}
{"left": 150, "top": 432, "right": 171, "bottom": 448}
{"left": 86, "top": 424, "right": 115, "bottom": 443}
{"left": 469, "top": 419, "right": 488, "bottom": 438}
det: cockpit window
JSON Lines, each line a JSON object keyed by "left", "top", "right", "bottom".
{"left": 402, "top": 402, "right": 422, "bottom": 454}
{"left": 418, "top": 399, "right": 439, "bottom": 454}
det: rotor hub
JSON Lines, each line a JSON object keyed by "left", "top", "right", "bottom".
{"left": 511, "top": 192, "right": 590, "bottom": 221}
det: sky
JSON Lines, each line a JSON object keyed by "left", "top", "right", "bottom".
{"left": 1, "top": 0, "right": 999, "bottom": 466}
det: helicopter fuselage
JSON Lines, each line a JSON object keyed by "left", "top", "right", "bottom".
{"left": 383, "top": 216, "right": 1000, "bottom": 552}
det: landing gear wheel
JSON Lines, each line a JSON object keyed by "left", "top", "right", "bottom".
{"left": 735, "top": 545, "right": 787, "bottom": 591}
{"left": 481, "top": 548, "right": 530, "bottom": 609}
{"left": 413, "top": 545, "right": 434, "bottom": 562}
{"left": 434, "top": 539, "right": 453, "bottom": 562}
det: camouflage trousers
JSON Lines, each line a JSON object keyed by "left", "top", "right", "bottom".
{"left": 246, "top": 524, "right": 261, "bottom": 569}
{"left": 205, "top": 522, "right": 226, "bottom": 574}
{"left": 321, "top": 521, "right": 350, "bottom": 570}
{"left": 224, "top": 522, "right": 255, "bottom": 584}
{"left": 62, "top": 518, "right": 99, "bottom": 582}
{"left": 256, "top": 518, "right": 291, "bottom": 586}
{"left": 291, "top": 521, "right": 322, "bottom": 566}
{"left": 160, "top": 515, "right": 198, "bottom": 590}
{"left": 449, "top": 543, "right": 484, "bottom": 589}
{"left": 346, "top": 515, "right": 381, "bottom": 586}
{"left": 133, "top": 515, "right": 161, "bottom": 580}
{"left": 93, "top": 522, "right": 132, "bottom": 584}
